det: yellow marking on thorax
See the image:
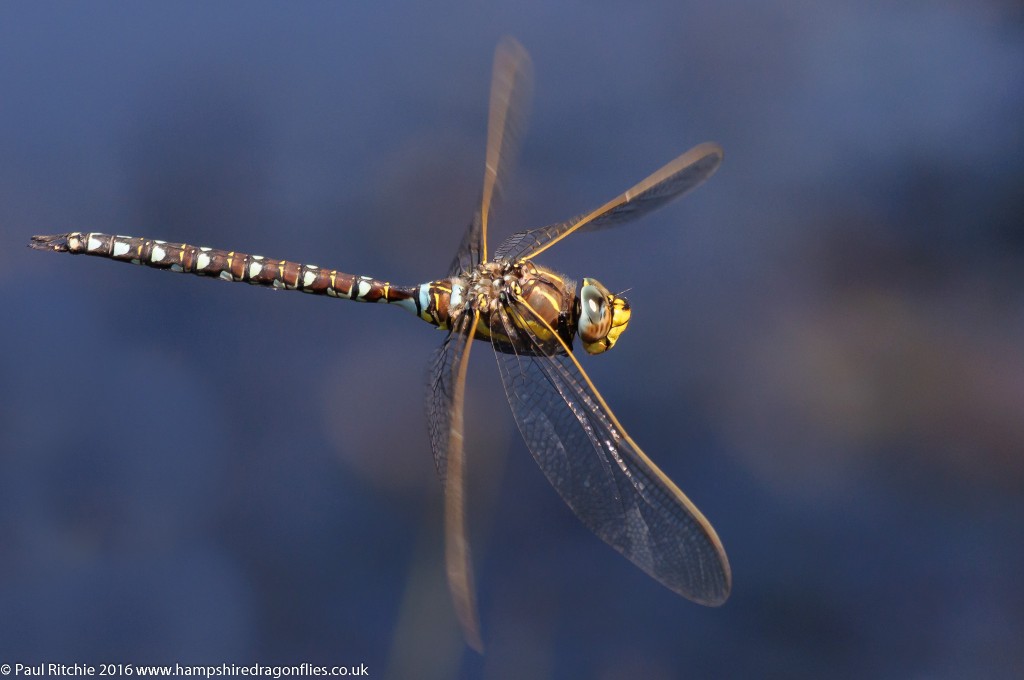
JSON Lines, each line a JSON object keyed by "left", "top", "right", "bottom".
{"left": 521, "top": 315, "right": 555, "bottom": 342}
{"left": 531, "top": 286, "right": 561, "bottom": 312}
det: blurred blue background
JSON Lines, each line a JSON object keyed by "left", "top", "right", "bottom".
{"left": 2, "top": 1, "right": 1022, "bottom": 677}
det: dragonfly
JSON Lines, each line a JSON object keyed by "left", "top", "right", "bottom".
{"left": 30, "top": 38, "right": 730, "bottom": 650}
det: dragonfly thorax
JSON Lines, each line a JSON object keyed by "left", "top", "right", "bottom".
{"left": 426, "top": 259, "right": 630, "bottom": 356}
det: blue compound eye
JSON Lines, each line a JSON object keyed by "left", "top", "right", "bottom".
{"left": 577, "top": 277, "right": 631, "bottom": 355}
{"left": 578, "top": 282, "right": 611, "bottom": 344}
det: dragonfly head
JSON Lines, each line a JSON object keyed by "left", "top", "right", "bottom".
{"left": 577, "top": 278, "right": 632, "bottom": 355}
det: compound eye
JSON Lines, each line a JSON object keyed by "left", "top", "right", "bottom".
{"left": 578, "top": 282, "right": 612, "bottom": 344}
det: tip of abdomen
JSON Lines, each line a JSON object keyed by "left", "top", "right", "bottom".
{"left": 28, "top": 234, "right": 72, "bottom": 252}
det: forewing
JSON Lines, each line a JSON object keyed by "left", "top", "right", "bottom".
{"left": 447, "top": 37, "right": 533, "bottom": 275}
{"left": 494, "top": 142, "right": 722, "bottom": 262}
{"left": 480, "top": 36, "right": 533, "bottom": 261}
{"left": 444, "top": 37, "right": 532, "bottom": 274}
{"left": 447, "top": 211, "right": 483, "bottom": 277}
{"left": 492, "top": 300, "right": 731, "bottom": 604}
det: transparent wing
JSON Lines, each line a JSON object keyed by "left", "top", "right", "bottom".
{"left": 446, "top": 211, "right": 483, "bottom": 280}
{"left": 427, "top": 320, "right": 469, "bottom": 481}
{"left": 447, "top": 36, "right": 533, "bottom": 275}
{"left": 425, "top": 311, "right": 484, "bottom": 651}
{"left": 493, "top": 142, "right": 723, "bottom": 262}
{"left": 479, "top": 36, "right": 533, "bottom": 261}
{"left": 491, "top": 299, "right": 731, "bottom": 604}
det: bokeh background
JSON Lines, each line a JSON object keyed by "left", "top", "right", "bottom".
{"left": 2, "top": 2, "right": 1022, "bottom": 677}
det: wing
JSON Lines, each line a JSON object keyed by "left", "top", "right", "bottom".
{"left": 493, "top": 142, "right": 723, "bottom": 262}
{"left": 491, "top": 298, "right": 731, "bottom": 604}
{"left": 426, "top": 311, "right": 484, "bottom": 651}
{"left": 447, "top": 36, "right": 533, "bottom": 275}
{"left": 427, "top": 322, "right": 468, "bottom": 482}
{"left": 447, "top": 211, "right": 483, "bottom": 278}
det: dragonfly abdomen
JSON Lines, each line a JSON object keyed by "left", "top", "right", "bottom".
{"left": 29, "top": 231, "right": 421, "bottom": 308}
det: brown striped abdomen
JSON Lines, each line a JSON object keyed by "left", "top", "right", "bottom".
{"left": 29, "top": 232, "right": 419, "bottom": 306}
